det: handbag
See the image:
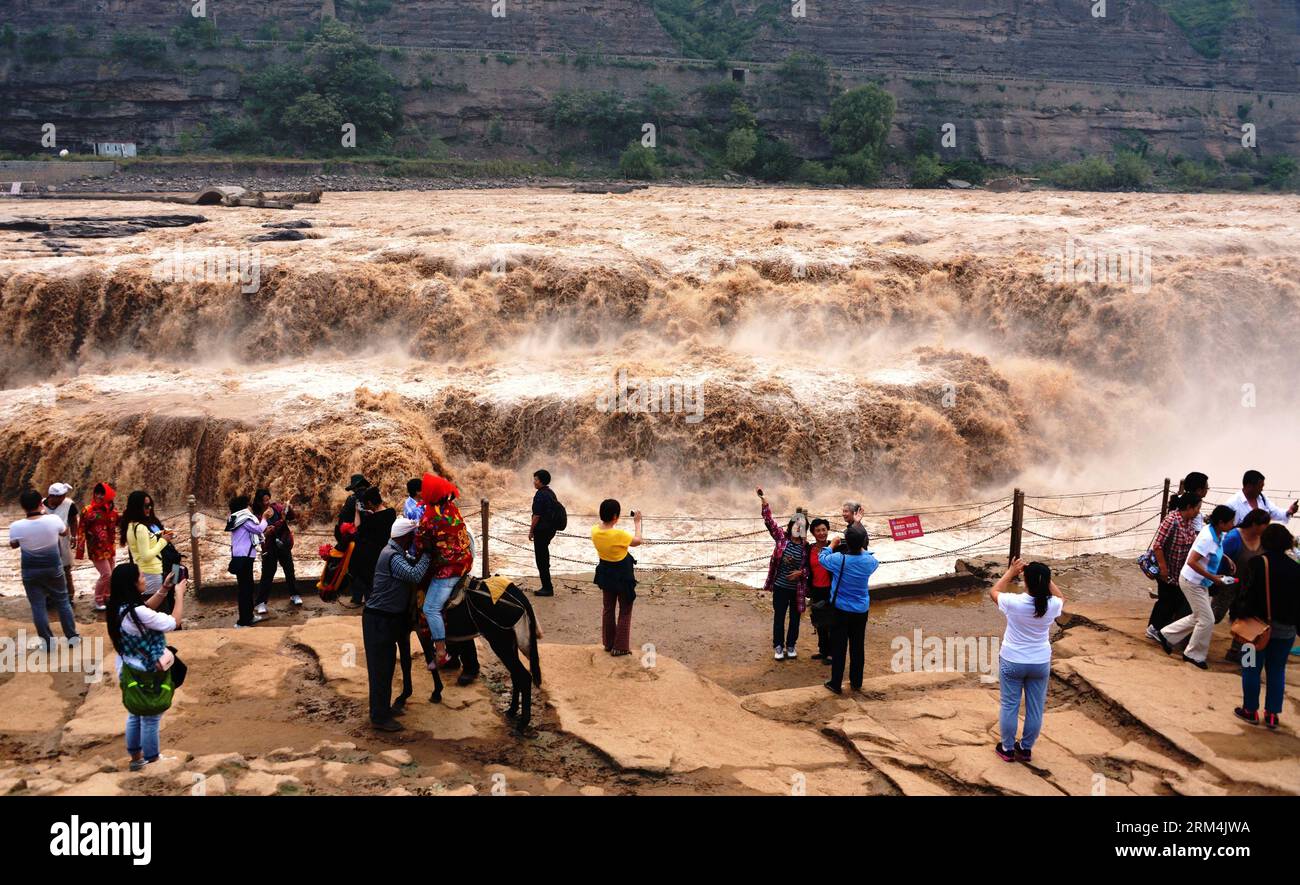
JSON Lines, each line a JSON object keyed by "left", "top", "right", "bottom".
{"left": 1137, "top": 519, "right": 1172, "bottom": 580}
{"left": 168, "top": 646, "right": 188, "bottom": 689}
{"left": 1230, "top": 556, "right": 1272, "bottom": 651}
{"left": 119, "top": 663, "right": 175, "bottom": 716}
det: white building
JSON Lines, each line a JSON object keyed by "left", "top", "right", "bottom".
{"left": 88, "top": 142, "right": 138, "bottom": 157}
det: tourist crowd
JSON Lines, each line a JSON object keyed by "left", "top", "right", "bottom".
{"left": 6, "top": 466, "right": 1297, "bottom": 770}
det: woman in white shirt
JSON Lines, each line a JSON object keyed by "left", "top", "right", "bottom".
{"left": 989, "top": 557, "right": 1064, "bottom": 764}
{"left": 1157, "top": 504, "right": 1237, "bottom": 668}
{"left": 107, "top": 562, "right": 186, "bottom": 772}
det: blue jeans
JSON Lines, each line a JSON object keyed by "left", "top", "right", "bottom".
{"left": 125, "top": 712, "right": 163, "bottom": 760}
{"left": 998, "top": 657, "right": 1050, "bottom": 751}
{"left": 422, "top": 576, "right": 460, "bottom": 642}
{"left": 1241, "top": 634, "right": 1292, "bottom": 714}
{"left": 23, "top": 568, "right": 78, "bottom": 648}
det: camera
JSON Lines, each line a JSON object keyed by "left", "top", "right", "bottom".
{"left": 629, "top": 510, "right": 638, "bottom": 517}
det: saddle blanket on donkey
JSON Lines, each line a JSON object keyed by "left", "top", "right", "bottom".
{"left": 411, "top": 574, "right": 531, "bottom": 643}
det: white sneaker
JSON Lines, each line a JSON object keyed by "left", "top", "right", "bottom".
{"left": 1144, "top": 625, "right": 1160, "bottom": 642}
{"left": 774, "top": 646, "right": 785, "bottom": 661}
{"left": 255, "top": 603, "right": 268, "bottom": 615}
{"left": 785, "top": 645, "right": 797, "bottom": 659}
{"left": 290, "top": 595, "right": 303, "bottom": 606}
{"left": 235, "top": 615, "right": 265, "bottom": 629}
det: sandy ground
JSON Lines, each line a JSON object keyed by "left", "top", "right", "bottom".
{"left": 0, "top": 553, "right": 1295, "bottom": 796}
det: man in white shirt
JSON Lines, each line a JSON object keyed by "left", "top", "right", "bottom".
{"left": 43, "top": 482, "right": 78, "bottom": 599}
{"left": 1225, "top": 470, "right": 1297, "bottom": 526}
{"left": 8, "top": 489, "right": 79, "bottom": 649}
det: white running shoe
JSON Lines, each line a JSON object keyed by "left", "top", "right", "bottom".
{"left": 785, "top": 645, "right": 797, "bottom": 659}
{"left": 255, "top": 603, "right": 269, "bottom": 615}
{"left": 774, "top": 646, "right": 785, "bottom": 661}
{"left": 290, "top": 595, "right": 303, "bottom": 606}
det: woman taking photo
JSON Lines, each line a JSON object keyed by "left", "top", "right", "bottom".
{"left": 758, "top": 489, "right": 809, "bottom": 661}
{"left": 990, "top": 557, "right": 1064, "bottom": 763}
{"left": 817, "top": 522, "right": 877, "bottom": 694}
{"left": 79, "top": 482, "right": 119, "bottom": 612}
{"left": 1233, "top": 524, "right": 1299, "bottom": 729}
{"left": 119, "top": 491, "right": 173, "bottom": 597}
{"left": 591, "top": 498, "right": 643, "bottom": 656}
{"left": 107, "top": 562, "right": 185, "bottom": 771}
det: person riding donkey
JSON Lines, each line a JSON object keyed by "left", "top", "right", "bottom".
{"left": 413, "top": 472, "right": 474, "bottom": 670}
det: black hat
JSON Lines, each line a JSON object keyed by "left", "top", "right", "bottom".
{"left": 345, "top": 474, "right": 370, "bottom": 493}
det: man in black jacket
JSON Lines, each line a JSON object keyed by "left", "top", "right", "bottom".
{"left": 343, "top": 485, "right": 395, "bottom": 609}
{"left": 530, "top": 469, "right": 558, "bottom": 597}
{"left": 335, "top": 473, "right": 370, "bottom": 543}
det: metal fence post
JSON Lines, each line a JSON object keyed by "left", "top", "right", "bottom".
{"left": 1008, "top": 488, "right": 1025, "bottom": 565}
{"left": 1159, "top": 478, "right": 1171, "bottom": 521}
{"left": 187, "top": 494, "right": 203, "bottom": 595}
{"left": 480, "top": 498, "right": 489, "bottom": 579}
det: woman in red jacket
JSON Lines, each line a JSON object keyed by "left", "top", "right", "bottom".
{"left": 78, "top": 482, "right": 119, "bottom": 612}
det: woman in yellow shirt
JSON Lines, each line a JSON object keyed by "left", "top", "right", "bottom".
{"left": 591, "top": 499, "right": 643, "bottom": 656}
{"left": 119, "top": 491, "right": 173, "bottom": 595}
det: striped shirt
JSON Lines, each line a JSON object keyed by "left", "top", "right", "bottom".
{"left": 1152, "top": 511, "right": 1197, "bottom": 577}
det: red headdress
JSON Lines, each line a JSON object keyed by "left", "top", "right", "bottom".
{"left": 420, "top": 472, "right": 459, "bottom": 506}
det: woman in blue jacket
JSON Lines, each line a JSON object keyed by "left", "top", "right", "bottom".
{"left": 818, "top": 523, "right": 878, "bottom": 694}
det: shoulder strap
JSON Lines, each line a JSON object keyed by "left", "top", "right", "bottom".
{"left": 1263, "top": 555, "right": 1272, "bottom": 622}
{"left": 830, "top": 555, "right": 846, "bottom": 606}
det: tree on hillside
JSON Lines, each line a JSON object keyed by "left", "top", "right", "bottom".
{"left": 229, "top": 19, "right": 401, "bottom": 154}
{"left": 820, "top": 84, "right": 895, "bottom": 185}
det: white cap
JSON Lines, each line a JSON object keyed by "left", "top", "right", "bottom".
{"left": 47, "top": 482, "right": 71, "bottom": 497}
{"left": 390, "top": 517, "right": 418, "bottom": 539}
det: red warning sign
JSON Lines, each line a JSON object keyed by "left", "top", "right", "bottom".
{"left": 889, "top": 515, "right": 924, "bottom": 541}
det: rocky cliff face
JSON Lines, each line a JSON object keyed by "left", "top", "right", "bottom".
{"left": 7, "top": 0, "right": 1297, "bottom": 88}
{"left": 1, "top": 0, "right": 1297, "bottom": 166}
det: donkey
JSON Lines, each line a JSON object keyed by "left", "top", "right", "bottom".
{"left": 408, "top": 576, "right": 542, "bottom": 734}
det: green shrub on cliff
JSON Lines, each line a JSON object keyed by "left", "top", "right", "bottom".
{"left": 909, "top": 154, "right": 946, "bottom": 188}
{"left": 1112, "top": 150, "right": 1153, "bottom": 188}
{"left": 547, "top": 91, "right": 641, "bottom": 152}
{"left": 1157, "top": 0, "right": 1250, "bottom": 59}
{"left": 1046, "top": 156, "right": 1115, "bottom": 190}
{"left": 724, "top": 127, "right": 758, "bottom": 171}
{"left": 172, "top": 15, "right": 219, "bottom": 50}
{"left": 821, "top": 84, "right": 895, "bottom": 185}
{"left": 1173, "top": 158, "right": 1216, "bottom": 188}
{"left": 219, "top": 20, "right": 401, "bottom": 155}
{"left": 111, "top": 32, "right": 168, "bottom": 68}
{"left": 770, "top": 51, "right": 831, "bottom": 101}
{"left": 619, "top": 142, "right": 661, "bottom": 180}
{"left": 282, "top": 93, "right": 346, "bottom": 151}
{"left": 649, "top": 0, "right": 785, "bottom": 61}
{"left": 20, "top": 27, "right": 62, "bottom": 63}
{"left": 1265, "top": 156, "right": 1298, "bottom": 189}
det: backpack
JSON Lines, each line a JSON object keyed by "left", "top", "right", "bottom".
{"left": 551, "top": 497, "right": 568, "bottom": 533}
